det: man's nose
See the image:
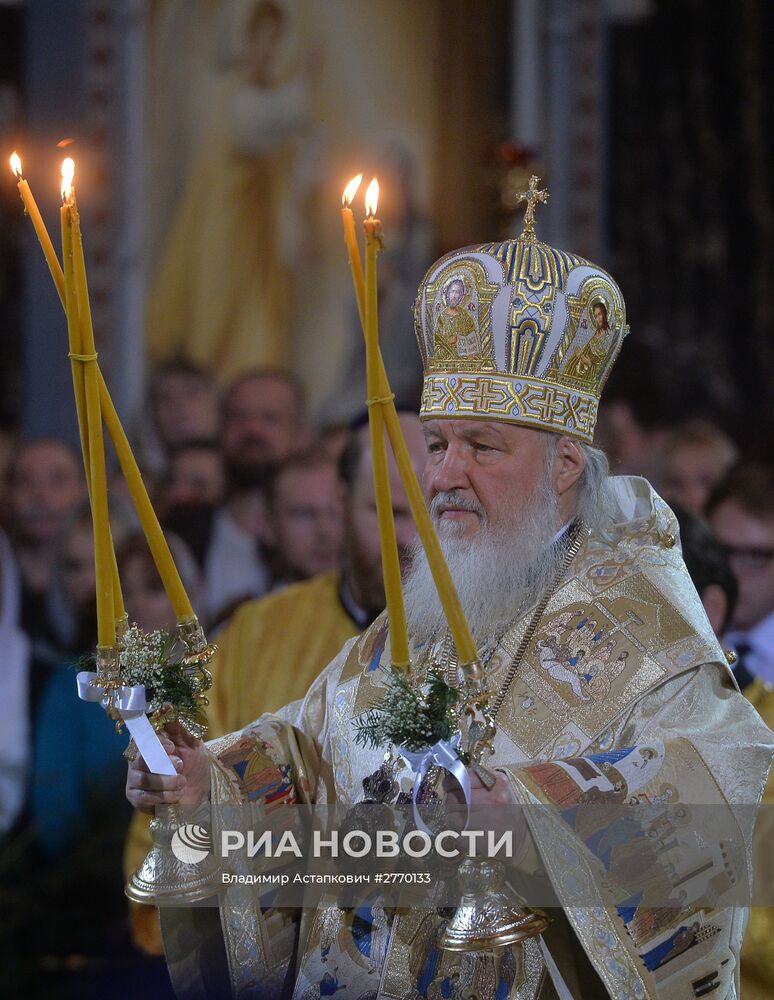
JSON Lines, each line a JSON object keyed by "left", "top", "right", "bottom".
{"left": 427, "top": 445, "right": 471, "bottom": 495}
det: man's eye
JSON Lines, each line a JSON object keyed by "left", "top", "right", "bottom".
{"left": 427, "top": 442, "right": 444, "bottom": 454}
{"left": 473, "top": 442, "right": 494, "bottom": 452}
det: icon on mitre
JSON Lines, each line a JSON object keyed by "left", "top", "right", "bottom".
{"left": 433, "top": 273, "right": 482, "bottom": 362}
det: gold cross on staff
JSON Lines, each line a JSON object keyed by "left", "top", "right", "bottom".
{"left": 517, "top": 175, "right": 549, "bottom": 240}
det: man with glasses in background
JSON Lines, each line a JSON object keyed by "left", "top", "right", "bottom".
{"left": 709, "top": 464, "right": 774, "bottom": 686}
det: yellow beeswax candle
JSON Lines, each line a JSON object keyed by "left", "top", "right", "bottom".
{"left": 61, "top": 182, "right": 114, "bottom": 648}
{"left": 59, "top": 189, "right": 124, "bottom": 626}
{"left": 341, "top": 174, "right": 366, "bottom": 331}
{"left": 11, "top": 153, "right": 66, "bottom": 303}
{"left": 363, "top": 179, "right": 409, "bottom": 670}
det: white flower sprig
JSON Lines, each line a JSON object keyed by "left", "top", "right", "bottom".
{"left": 118, "top": 625, "right": 170, "bottom": 714}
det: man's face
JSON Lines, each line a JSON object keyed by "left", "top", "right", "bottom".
{"left": 222, "top": 376, "right": 303, "bottom": 480}
{"left": 593, "top": 400, "right": 649, "bottom": 475}
{"left": 659, "top": 444, "right": 728, "bottom": 515}
{"left": 271, "top": 464, "right": 344, "bottom": 581}
{"left": 710, "top": 499, "right": 774, "bottom": 631}
{"left": 154, "top": 372, "right": 219, "bottom": 448}
{"left": 404, "top": 419, "right": 574, "bottom": 643}
{"left": 166, "top": 449, "right": 226, "bottom": 509}
{"left": 593, "top": 305, "right": 607, "bottom": 332}
{"left": 9, "top": 441, "right": 85, "bottom": 546}
{"left": 421, "top": 419, "right": 558, "bottom": 540}
{"left": 346, "top": 415, "right": 425, "bottom": 610}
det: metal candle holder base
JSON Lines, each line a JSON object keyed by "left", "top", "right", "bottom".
{"left": 439, "top": 858, "right": 549, "bottom": 952}
{"left": 126, "top": 804, "right": 220, "bottom": 905}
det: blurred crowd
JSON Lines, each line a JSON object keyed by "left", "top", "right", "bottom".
{"left": 1, "top": 358, "right": 773, "bottom": 996}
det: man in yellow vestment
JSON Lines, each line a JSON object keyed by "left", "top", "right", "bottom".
{"left": 128, "top": 201, "right": 773, "bottom": 999}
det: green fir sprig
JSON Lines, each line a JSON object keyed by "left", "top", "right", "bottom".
{"left": 353, "top": 666, "right": 460, "bottom": 753}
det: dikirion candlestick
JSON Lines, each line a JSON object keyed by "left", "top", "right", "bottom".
{"left": 9, "top": 151, "right": 196, "bottom": 627}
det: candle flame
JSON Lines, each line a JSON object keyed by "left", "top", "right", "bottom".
{"left": 10, "top": 152, "right": 22, "bottom": 178}
{"left": 365, "top": 177, "right": 379, "bottom": 217}
{"left": 342, "top": 173, "right": 363, "bottom": 207}
{"left": 61, "top": 157, "right": 75, "bottom": 202}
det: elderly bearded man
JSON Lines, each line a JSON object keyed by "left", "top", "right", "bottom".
{"left": 127, "top": 195, "right": 773, "bottom": 1000}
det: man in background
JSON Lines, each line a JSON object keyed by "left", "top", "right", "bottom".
{"left": 162, "top": 441, "right": 225, "bottom": 513}
{"left": 167, "top": 367, "right": 308, "bottom": 626}
{"left": 656, "top": 419, "right": 738, "bottom": 514}
{"left": 6, "top": 438, "right": 86, "bottom": 692}
{"left": 708, "top": 463, "right": 774, "bottom": 684}
{"left": 264, "top": 451, "right": 344, "bottom": 588}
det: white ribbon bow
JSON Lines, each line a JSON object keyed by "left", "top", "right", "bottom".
{"left": 399, "top": 735, "right": 471, "bottom": 835}
{"left": 76, "top": 671, "right": 176, "bottom": 776}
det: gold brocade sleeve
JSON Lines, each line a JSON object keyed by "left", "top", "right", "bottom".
{"left": 124, "top": 579, "right": 356, "bottom": 955}
{"left": 159, "top": 641, "right": 357, "bottom": 998}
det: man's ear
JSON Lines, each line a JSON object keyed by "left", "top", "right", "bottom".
{"left": 553, "top": 436, "right": 586, "bottom": 497}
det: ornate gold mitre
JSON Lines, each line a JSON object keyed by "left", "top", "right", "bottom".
{"left": 414, "top": 177, "right": 629, "bottom": 442}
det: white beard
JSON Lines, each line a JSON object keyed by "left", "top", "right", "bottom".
{"left": 403, "top": 470, "right": 565, "bottom": 647}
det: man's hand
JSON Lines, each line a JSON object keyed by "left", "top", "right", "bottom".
{"left": 126, "top": 715, "right": 211, "bottom": 814}
{"left": 444, "top": 767, "right": 528, "bottom": 854}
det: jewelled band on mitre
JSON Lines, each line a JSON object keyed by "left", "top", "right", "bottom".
{"left": 420, "top": 372, "right": 598, "bottom": 443}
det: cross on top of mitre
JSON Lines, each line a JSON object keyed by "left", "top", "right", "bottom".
{"left": 517, "top": 175, "right": 549, "bottom": 241}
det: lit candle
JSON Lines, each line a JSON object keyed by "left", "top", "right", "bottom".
{"left": 341, "top": 174, "right": 365, "bottom": 331}
{"left": 363, "top": 178, "right": 409, "bottom": 670}
{"left": 61, "top": 161, "right": 115, "bottom": 648}
{"left": 340, "top": 179, "right": 478, "bottom": 666}
{"left": 11, "top": 152, "right": 66, "bottom": 303}
{"left": 10, "top": 154, "right": 194, "bottom": 626}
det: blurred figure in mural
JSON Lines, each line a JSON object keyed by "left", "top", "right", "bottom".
{"left": 147, "top": 0, "right": 317, "bottom": 382}
{"left": 655, "top": 419, "right": 738, "bottom": 515}
{"left": 321, "top": 142, "right": 434, "bottom": 424}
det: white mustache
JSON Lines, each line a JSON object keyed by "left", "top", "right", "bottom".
{"left": 430, "top": 491, "right": 486, "bottom": 520}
